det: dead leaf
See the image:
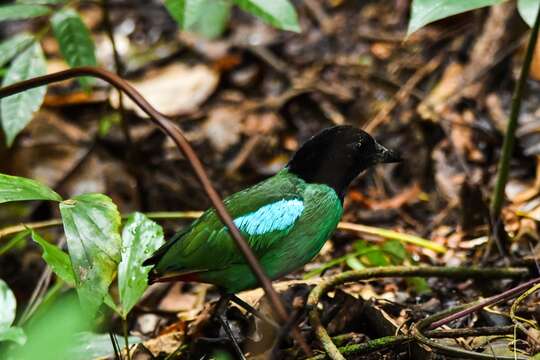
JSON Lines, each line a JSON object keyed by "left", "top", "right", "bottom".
{"left": 110, "top": 63, "right": 219, "bottom": 118}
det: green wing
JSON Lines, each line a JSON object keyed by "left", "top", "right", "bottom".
{"left": 149, "top": 171, "right": 305, "bottom": 276}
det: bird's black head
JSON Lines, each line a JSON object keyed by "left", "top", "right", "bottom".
{"left": 287, "top": 125, "right": 401, "bottom": 200}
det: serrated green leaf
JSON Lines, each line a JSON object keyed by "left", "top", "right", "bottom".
{"left": 232, "top": 0, "right": 300, "bottom": 32}
{"left": 1, "top": 42, "right": 47, "bottom": 146}
{"left": 51, "top": 8, "right": 96, "bottom": 88}
{"left": 0, "top": 279, "right": 17, "bottom": 329}
{"left": 407, "top": 0, "right": 502, "bottom": 35}
{"left": 0, "top": 33, "right": 34, "bottom": 68}
{"left": 59, "top": 194, "right": 121, "bottom": 317}
{"left": 518, "top": 0, "right": 540, "bottom": 27}
{"left": 32, "top": 231, "right": 76, "bottom": 286}
{"left": 0, "top": 4, "right": 50, "bottom": 21}
{"left": 188, "top": 0, "right": 231, "bottom": 39}
{"left": 118, "top": 212, "right": 164, "bottom": 318}
{"left": 0, "top": 173, "right": 62, "bottom": 203}
{"left": 165, "top": 0, "right": 206, "bottom": 29}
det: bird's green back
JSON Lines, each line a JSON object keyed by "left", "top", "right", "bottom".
{"left": 151, "top": 169, "right": 342, "bottom": 292}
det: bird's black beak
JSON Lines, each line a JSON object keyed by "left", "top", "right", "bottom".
{"left": 374, "top": 141, "right": 402, "bottom": 164}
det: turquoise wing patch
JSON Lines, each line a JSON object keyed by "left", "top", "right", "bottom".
{"left": 233, "top": 199, "right": 304, "bottom": 236}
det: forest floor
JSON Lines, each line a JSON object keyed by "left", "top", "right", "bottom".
{"left": 0, "top": 0, "right": 539, "bottom": 359}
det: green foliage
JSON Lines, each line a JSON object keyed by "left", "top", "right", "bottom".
{"left": 408, "top": 0, "right": 502, "bottom": 35}
{"left": 305, "top": 239, "right": 430, "bottom": 294}
{"left": 51, "top": 8, "right": 97, "bottom": 88}
{"left": 232, "top": 0, "right": 300, "bottom": 32}
{"left": 31, "top": 231, "right": 76, "bottom": 286}
{"left": 59, "top": 194, "right": 122, "bottom": 318}
{"left": 0, "top": 279, "right": 26, "bottom": 345}
{"left": 118, "top": 212, "right": 164, "bottom": 318}
{"left": 164, "top": 0, "right": 206, "bottom": 29}
{"left": 0, "top": 4, "right": 50, "bottom": 22}
{"left": 0, "top": 33, "right": 34, "bottom": 68}
{"left": 518, "top": 0, "right": 540, "bottom": 27}
{"left": 165, "top": 0, "right": 299, "bottom": 38}
{"left": 67, "top": 332, "right": 141, "bottom": 360}
{"left": 1, "top": 42, "right": 47, "bottom": 146}
{"left": 0, "top": 173, "right": 62, "bottom": 203}
{"left": 188, "top": 0, "right": 232, "bottom": 39}
{"left": 6, "top": 294, "right": 87, "bottom": 360}
{"left": 408, "top": 0, "right": 539, "bottom": 35}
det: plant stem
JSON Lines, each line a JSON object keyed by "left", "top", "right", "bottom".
{"left": 123, "top": 317, "right": 131, "bottom": 360}
{"left": 490, "top": 6, "right": 540, "bottom": 219}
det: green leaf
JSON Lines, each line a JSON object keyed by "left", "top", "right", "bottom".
{"left": 407, "top": 0, "right": 502, "bottom": 35}
{"left": 32, "top": 231, "right": 76, "bottom": 286}
{"left": 188, "top": 0, "right": 231, "bottom": 39}
{"left": 164, "top": 0, "right": 206, "bottom": 29}
{"left": 407, "top": 277, "right": 431, "bottom": 294}
{"left": 0, "top": 33, "right": 34, "bottom": 68}
{"left": 345, "top": 255, "right": 364, "bottom": 271}
{"left": 59, "top": 194, "right": 122, "bottom": 317}
{"left": 382, "top": 240, "right": 407, "bottom": 264}
{"left": 518, "top": 0, "right": 540, "bottom": 27}
{"left": 17, "top": 0, "right": 66, "bottom": 4}
{"left": 6, "top": 294, "right": 87, "bottom": 360}
{"left": 232, "top": 0, "right": 300, "bottom": 32}
{"left": 0, "top": 326, "right": 26, "bottom": 345}
{"left": 118, "top": 212, "right": 164, "bottom": 318}
{"left": 66, "top": 332, "right": 141, "bottom": 360}
{"left": 51, "top": 8, "right": 96, "bottom": 88}
{"left": 0, "top": 173, "right": 62, "bottom": 203}
{"left": 0, "top": 278, "right": 26, "bottom": 345}
{"left": 0, "top": 279, "right": 17, "bottom": 329}
{"left": 0, "top": 230, "right": 30, "bottom": 256}
{"left": 0, "top": 4, "right": 50, "bottom": 21}
{"left": 1, "top": 42, "right": 47, "bottom": 146}
{"left": 30, "top": 230, "right": 120, "bottom": 314}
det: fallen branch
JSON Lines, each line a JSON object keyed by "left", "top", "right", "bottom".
{"left": 307, "top": 266, "right": 529, "bottom": 360}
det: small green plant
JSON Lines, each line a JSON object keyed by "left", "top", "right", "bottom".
{"left": 305, "top": 239, "right": 430, "bottom": 294}
{"left": 0, "top": 173, "right": 164, "bottom": 321}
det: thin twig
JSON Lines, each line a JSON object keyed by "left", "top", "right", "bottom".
{"left": 0, "top": 67, "right": 311, "bottom": 355}
{"left": 307, "top": 266, "right": 529, "bottom": 360}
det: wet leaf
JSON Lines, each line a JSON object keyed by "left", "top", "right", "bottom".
{"left": 51, "top": 8, "right": 96, "bottom": 88}
{"left": 118, "top": 212, "right": 164, "bottom": 318}
{"left": 59, "top": 194, "right": 121, "bottom": 317}
{"left": 232, "top": 0, "right": 300, "bottom": 32}
{"left": 0, "top": 33, "right": 34, "bottom": 68}
{"left": 0, "top": 4, "right": 50, "bottom": 21}
{"left": 0, "top": 173, "right": 62, "bottom": 204}
{"left": 407, "top": 0, "right": 502, "bottom": 35}
{"left": 32, "top": 231, "right": 76, "bottom": 286}
{"left": 1, "top": 42, "right": 47, "bottom": 146}
{"left": 518, "top": 0, "right": 540, "bottom": 27}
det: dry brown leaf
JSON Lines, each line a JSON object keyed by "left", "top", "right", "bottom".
{"left": 110, "top": 63, "right": 219, "bottom": 117}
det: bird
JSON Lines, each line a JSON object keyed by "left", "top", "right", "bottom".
{"left": 143, "top": 125, "right": 401, "bottom": 293}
